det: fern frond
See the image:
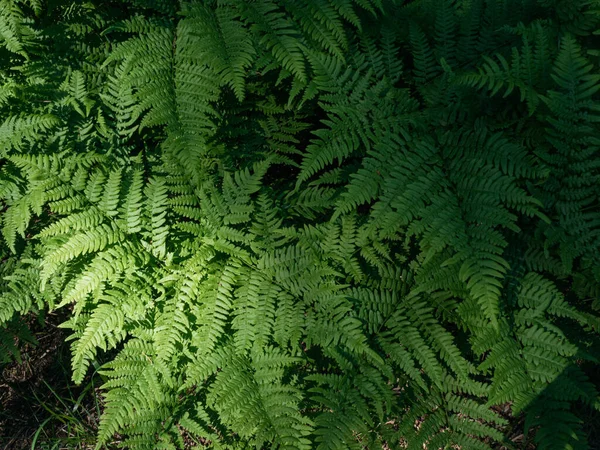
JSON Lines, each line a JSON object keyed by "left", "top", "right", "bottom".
{"left": 182, "top": 3, "right": 255, "bottom": 101}
{"left": 40, "top": 223, "right": 125, "bottom": 286}
{"left": 239, "top": 1, "right": 307, "bottom": 82}
{"left": 71, "top": 302, "right": 127, "bottom": 384}
{"left": 97, "top": 340, "right": 173, "bottom": 448}
{"left": 145, "top": 177, "right": 170, "bottom": 259}
{"left": 0, "top": 114, "right": 60, "bottom": 155}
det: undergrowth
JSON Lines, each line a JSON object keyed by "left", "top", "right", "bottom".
{"left": 0, "top": 0, "right": 599, "bottom": 449}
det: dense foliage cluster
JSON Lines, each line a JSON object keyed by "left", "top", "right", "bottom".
{"left": 1, "top": 0, "right": 600, "bottom": 448}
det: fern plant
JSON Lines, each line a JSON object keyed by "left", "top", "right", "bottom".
{"left": 1, "top": 0, "right": 599, "bottom": 449}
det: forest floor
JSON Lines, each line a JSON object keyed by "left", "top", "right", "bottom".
{"left": 0, "top": 312, "right": 106, "bottom": 450}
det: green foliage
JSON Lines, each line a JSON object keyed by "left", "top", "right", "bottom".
{"left": 1, "top": 0, "right": 599, "bottom": 449}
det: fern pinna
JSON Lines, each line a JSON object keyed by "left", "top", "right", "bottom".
{"left": 1, "top": 0, "right": 599, "bottom": 449}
